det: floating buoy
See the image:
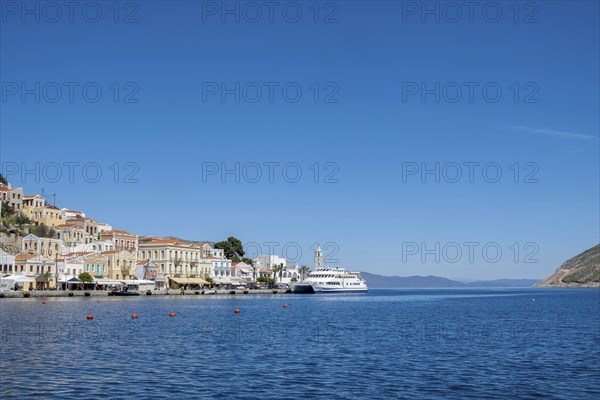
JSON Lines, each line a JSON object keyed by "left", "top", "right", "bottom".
{"left": 86, "top": 314, "right": 94, "bottom": 320}
{"left": 169, "top": 312, "right": 176, "bottom": 317}
{"left": 97, "top": 301, "right": 101, "bottom": 304}
{"left": 131, "top": 313, "right": 139, "bottom": 319}
{"left": 283, "top": 304, "right": 288, "bottom": 308}
{"left": 234, "top": 309, "right": 240, "bottom": 314}
{"left": 41, "top": 301, "right": 47, "bottom": 304}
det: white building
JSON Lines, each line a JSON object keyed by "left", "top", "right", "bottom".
{"left": 253, "top": 254, "right": 290, "bottom": 270}
{"left": 63, "top": 240, "right": 114, "bottom": 255}
{"left": 0, "top": 251, "right": 16, "bottom": 276}
{"left": 61, "top": 208, "right": 86, "bottom": 219}
{"left": 201, "top": 244, "right": 233, "bottom": 278}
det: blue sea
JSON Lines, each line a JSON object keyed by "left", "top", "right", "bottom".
{"left": 1, "top": 289, "right": 599, "bottom": 399}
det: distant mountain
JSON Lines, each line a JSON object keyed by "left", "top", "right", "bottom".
{"left": 535, "top": 244, "right": 600, "bottom": 288}
{"left": 360, "top": 272, "right": 539, "bottom": 288}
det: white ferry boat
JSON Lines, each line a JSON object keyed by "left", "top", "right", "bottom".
{"left": 293, "top": 266, "right": 368, "bottom": 293}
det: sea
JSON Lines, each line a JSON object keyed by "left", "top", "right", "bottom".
{"left": 1, "top": 288, "right": 599, "bottom": 399}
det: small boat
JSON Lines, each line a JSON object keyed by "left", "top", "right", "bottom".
{"left": 108, "top": 290, "right": 140, "bottom": 296}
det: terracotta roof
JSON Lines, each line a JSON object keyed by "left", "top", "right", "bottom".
{"left": 55, "top": 224, "right": 78, "bottom": 229}
{"left": 101, "top": 250, "right": 119, "bottom": 255}
{"left": 63, "top": 252, "right": 93, "bottom": 257}
{"left": 0, "top": 187, "right": 8, "bottom": 192}
{"left": 137, "top": 259, "right": 150, "bottom": 265}
{"left": 102, "top": 229, "right": 135, "bottom": 235}
{"left": 64, "top": 210, "right": 84, "bottom": 213}
{"left": 231, "top": 262, "right": 240, "bottom": 266}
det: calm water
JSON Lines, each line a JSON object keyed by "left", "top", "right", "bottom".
{"left": 1, "top": 289, "right": 599, "bottom": 399}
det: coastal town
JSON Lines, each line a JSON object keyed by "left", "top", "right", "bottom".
{"left": 0, "top": 176, "right": 311, "bottom": 294}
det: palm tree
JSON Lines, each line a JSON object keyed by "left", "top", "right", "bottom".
{"left": 272, "top": 264, "right": 284, "bottom": 284}
{"left": 299, "top": 265, "right": 311, "bottom": 280}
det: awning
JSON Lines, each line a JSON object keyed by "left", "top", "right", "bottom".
{"left": 1, "top": 274, "right": 34, "bottom": 282}
{"left": 169, "top": 277, "right": 209, "bottom": 285}
{"left": 94, "top": 279, "right": 124, "bottom": 285}
{"left": 213, "top": 277, "right": 235, "bottom": 284}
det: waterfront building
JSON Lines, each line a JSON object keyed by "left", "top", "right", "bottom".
{"left": 253, "top": 254, "right": 290, "bottom": 270}
{"left": 15, "top": 254, "right": 56, "bottom": 289}
{"left": 102, "top": 249, "right": 137, "bottom": 280}
{"left": 232, "top": 261, "right": 254, "bottom": 282}
{"left": 83, "top": 253, "right": 109, "bottom": 278}
{"left": 0, "top": 251, "right": 16, "bottom": 276}
{"left": 135, "top": 259, "right": 158, "bottom": 281}
{"left": 138, "top": 238, "right": 214, "bottom": 288}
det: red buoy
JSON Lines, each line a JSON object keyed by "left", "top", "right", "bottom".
{"left": 41, "top": 301, "right": 47, "bottom": 305}
{"left": 86, "top": 314, "right": 94, "bottom": 320}
{"left": 131, "top": 313, "right": 139, "bottom": 319}
{"left": 169, "top": 312, "right": 176, "bottom": 317}
{"left": 234, "top": 308, "right": 240, "bottom": 314}
{"left": 283, "top": 304, "right": 288, "bottom": 308}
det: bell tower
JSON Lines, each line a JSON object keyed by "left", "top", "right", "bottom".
{"left": 314, "top": 245, "right": 323, "bottom": 269}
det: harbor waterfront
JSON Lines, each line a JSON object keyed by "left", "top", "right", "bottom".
{"left": 0, "top": 288, "right": 290, "bottom": 298}
{"left": 1, "top": 288, "right": 599, "bottom": 399}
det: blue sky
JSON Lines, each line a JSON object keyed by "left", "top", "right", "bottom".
{"left": 1, "top": 1, "right": 598, "bottom": 280}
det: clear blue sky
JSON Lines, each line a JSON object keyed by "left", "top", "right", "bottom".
{"left": 1, "top": 1, "right": 598, "bottom": 280}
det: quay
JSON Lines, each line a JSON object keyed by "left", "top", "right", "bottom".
{"left": 0, "top": 289, "right": 293, "bottom": 298}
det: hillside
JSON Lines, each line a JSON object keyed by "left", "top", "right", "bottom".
{"left": 360, "top": 272, "right": 539, "bottom": 288}
{"left": 535, "top": 244, "right": 600, "bottom": 287}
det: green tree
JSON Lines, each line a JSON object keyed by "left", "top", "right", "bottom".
{"left": 214, "top": 237, "right": 245, "bottom": 262}
{"left": 0, "top": 174, "right": 7, "bottom": 185}
{"left": 242, "top": 257, "right": 253, "bottom": 266}
{"left": 30, "top": 224, "right": 57, "bottom": 238}
{"left": 257, "top": 276, "right": 275, "bottom": 286}
{"left": 299, "top": 266, "right": 311, "bottom": 280}
{"left": 78, "top": 272, "right": 93, "bottom": 282}
{"left": 15, "top": 214, "right": 31, "bottom": 226}
{"left": 272, "top": 264, "right": 284, "bottom": 283}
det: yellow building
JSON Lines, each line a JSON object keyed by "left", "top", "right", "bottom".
{"left": 83, "top": 253, "right": 109, "bottom": 278}
{"left": 55, "top": 223, "right": 88, "bottom": 247}
{"left": 138, "top": 238, "right": 212, "bottom": 287}
{"left": 102, "top": 249, "right": 137, "bottom": 280}
{"left": 15, "top": 254, "right": 56, "bottom": 290}
{"left": 100, "top": 229, "right": 138, "bottom": 251}
{"left": 23, "top": 196, "right": 64, "bottom": 227}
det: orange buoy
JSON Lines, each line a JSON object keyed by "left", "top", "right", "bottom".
{"left": 169, "top": 312, "right": 176, "bottom": 317}
{"left": 131, "top": 313, "right": 139, "bottom": 319}
{"left": 234, "top": 308, "right": 240, "bottom": 314}
{"left": 41, "top": 301, "right": 47, "bottom": 304}
{"left": 86, "top": 314, "right": 94, "bottom": 320}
